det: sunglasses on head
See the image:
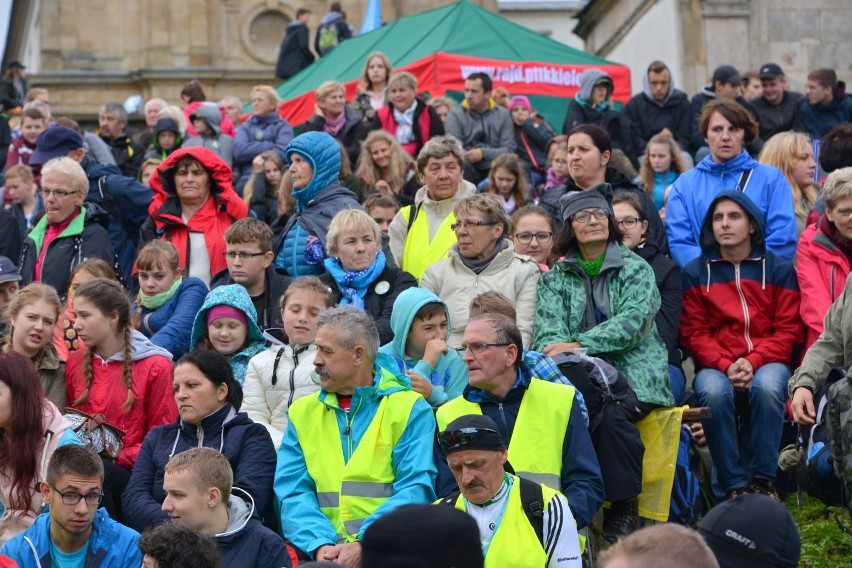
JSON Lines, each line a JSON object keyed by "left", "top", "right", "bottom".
{"left": 438, "top": 427, "right": 501, "bottom": 451}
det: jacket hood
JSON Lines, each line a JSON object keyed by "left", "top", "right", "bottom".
{"left": 149, "top": 146, "right": 236, "bottom": 215}
{"left": 189, "top": 102, "right": 222, "bottom": 136}
{"left": 215, "top": 487, "right": 255, "bottom": 543}
{"left": 190, "top": 284, "right": 265, "bottom": 348}
{"left": 413, "top": 179, "right": 477, "bottom": 206}
{"left": 153, "top": 117, "right": 181, "bottom": 137}
{"left": 384, "top": 287, "right": 451, "bottom": 361}
{"left": 320, "top": 11, "right": 344, "bottom": 26}
{"left": 699, "top": 189, "right": 766, "bottom": 254}
{"left": 286, "top": 131, "right": 342, "bottom": 210}
{"left": 97, "top": 329, "right": 173, "bottom": 362}
{"left": 695, "top": 150, "right": 760, "bottom": 188}
{"left": 642, "top": 62, "right": 676, "bottom": 104}
{"left": 578, "top": 69, "right": 613, "bottom": 102}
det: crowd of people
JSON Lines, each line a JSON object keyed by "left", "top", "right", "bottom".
{"left": 0, "top": 31, "right": 851, "bottom": 568}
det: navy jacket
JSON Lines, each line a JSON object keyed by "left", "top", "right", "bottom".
{"left": 217, "top": 488, "right": 291, "bottom": 568}
{"left": 625, "top": 89, "right": 692, "bottom": 155}
{"left": 122, "top": 403, "right": 277, "bottom": 532}
{"left": 796, "top": 86, "right": 852, "bottom": 140}
{"left": 434, "top": 365, "right": 605, "bottom": 529}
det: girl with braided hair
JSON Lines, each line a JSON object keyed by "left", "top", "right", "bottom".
{"left": 1, "top": 284, "right": 65, "bottom": 409}
{"left": 65, "top": 277, "right": 176, "bottom": 521}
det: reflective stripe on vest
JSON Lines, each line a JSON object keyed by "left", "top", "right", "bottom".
{"left": 289, "top": 369, "right": 421, "bottom": 541}
{"left": 436, "top": 379, "right": 575, "bottom": 491}
{"left": 454, "top": 475, "right": 558, "bottom": 568}
{"left": 401, "top": 204, "right": 457, "bottom": 281}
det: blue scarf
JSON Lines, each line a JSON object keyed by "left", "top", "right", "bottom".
{"left": 574, "top": 93, "right": 610, "bottom": 113}
{"left": 323, "top": 250, "right": 387, "bottom": 309}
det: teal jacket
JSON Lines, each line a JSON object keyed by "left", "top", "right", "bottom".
{"left": 533, "top": 242, "right": 674, "bottom": 407}
{"left": 275, "top": 366, "right": 437, "bottom": 557}
{"left": 190, "top": 284, "right": 266, "bottom": 383}
{"left": 376, "top": 287, "right": 469, "bottom": 406}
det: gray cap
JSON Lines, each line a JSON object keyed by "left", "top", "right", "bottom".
{"left": 559, "top": 185, "right": 612, "bottom": 223}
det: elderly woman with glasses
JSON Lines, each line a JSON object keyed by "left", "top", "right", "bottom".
{"left": 19, "top": 157, "right": 117, "bottom": 296}
{"left": 532, "top": 188, "right": 674, "bottom": 540}
{"left": 421, "top": 193, "right": 541, "bottom": 348}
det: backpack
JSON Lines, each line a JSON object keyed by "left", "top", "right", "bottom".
{"left": 796, "top": 366, "right": 846, "bottom": 506}
{"left": 318, "top": 23, "right": 340, "bottom": 53}
{"left": 440, "top": 476, "right": 545, "bottom": 546}
{"left": 668, "top": 425, "right": 701, "bottom": 525}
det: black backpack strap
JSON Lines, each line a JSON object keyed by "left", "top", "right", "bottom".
{"left": 438, "top": 492, "right": 461, "bottom": 507}
{"left": 270, "top": 347, "right": 286, "bottom": 386}
{"left": 737, "top": 169, "right": 753, "bottom": 192}
{"left": 518, "top": 477, "right": 545, "bottom": 547}
{"left": 406, "top": 203, "right": 422, "bottom": 234}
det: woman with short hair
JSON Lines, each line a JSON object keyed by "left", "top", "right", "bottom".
{"left": 370, "top": 72, "right": 444, "bottom": 159}
{"left": 233, "top": 85, "right": 294, "bottom": 191}
{"left": 303, "top": 80, "right": 365, "bottom": 167}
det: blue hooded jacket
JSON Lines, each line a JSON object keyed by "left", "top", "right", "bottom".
{"left": 665, "top": 150, "right": 797, "bottom": 268}
{"left": 376, "top": 287, "right": 469, "bottom": 407}
{"left": 1, "top": 508, "right": 141, "bottom": 568}
{"left": 190, "top": 284, "right": 266, "bottom": 383}
{"left": 274, "top": 131, "right": 360, "bottom": 277}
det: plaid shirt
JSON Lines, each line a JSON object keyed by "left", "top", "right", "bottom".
{"left": 522, "top": 349, "right": 589, "bottom": 426}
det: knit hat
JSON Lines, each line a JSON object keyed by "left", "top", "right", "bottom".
{"left": 698, "top": 494, "right": 801, "bottom": 568}
{"left": 508, "top": 95, "right": 532, "bottom": 112}
{"left": 559, "top": 185, "right": 612, "bottom": 224}
{"left": 439, "top": 415, "right": 506, "bottom": 455}
{"left": 206, "top": 305, "right": 248, "bottom": 326}
{"left": 361, "top": 504, "right": 484, "bottom": 568}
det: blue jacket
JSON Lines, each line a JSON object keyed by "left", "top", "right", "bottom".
{"left": 273, "top": 131, "right": 360, "bottom": 277}
{"left": 275, "top": 366, "right": 437, "bottom": 557}
{"left": 82, "top": 156, "right": 153, "bottom": 285}
{"left": 233, "top": 113, "right": 294, "bottom": 189}
{"left": 217, "top": 488, "right": 291, "bottom": 568}
{"left": 122, "top": 403, "right": 277, "bottom": 533}
{"left": 1, "top": 508, "right": 141, "bottom": 568}
{"left": 376, "top": 286, "right": 469, "bottom": 407}
{"left": 433, "top": 365, "right": 605, "bottom": 529}
{"left": 796, "top": 88, "right": 852, "bottom": 140}
{"left": 665, "top": 150, "right": 797, "bottom": 268}
{"left": 189, "top": 284, "right": 267, "bottom": 383}
{"left": 139, "top": 277, "right": 208, "bottom": 359}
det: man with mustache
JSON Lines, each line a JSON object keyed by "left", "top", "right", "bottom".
{"left": 434, "top": 314, "right": 604, "bottom": 536}
{"left": 275, "top": 306, "right": 437, "bottom": 568}
{"left": 438, "top": 414, "right": 581, "bottom": 567}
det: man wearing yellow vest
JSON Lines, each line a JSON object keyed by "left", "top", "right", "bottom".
{"left": 438, "top": 414, "right": 581, "bottom": 567}
{"left": 275, "top": 306, "right": 437, "bottom": 567}
{"left": 388, "top": 135, "right": 477, "bottom": 281}
{"left": 434, "top": 314, "right": 604, "bottom": 532}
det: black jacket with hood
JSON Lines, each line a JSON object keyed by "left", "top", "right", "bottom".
{"left": 624, "top": 63, "right": 692, "bottom": 155}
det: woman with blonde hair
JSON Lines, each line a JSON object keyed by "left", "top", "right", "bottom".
{"left": 759, "top": 131, "right": 818, "bottom": 234}
{"left": 356, "top": 130, "right": 419, "bottom": 205}
{"left": 233, "top": 85, "right": 294, "bottom": 191}
{"left": 354, "top": 52, "right": 392, "bottom": 126}
{"left": 638, "top": 129, "right": 688, "bottom": 216}
{"left": 304, "top": 80, "right": 365, "bottom": 166}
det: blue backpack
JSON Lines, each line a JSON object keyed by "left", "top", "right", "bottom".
{"left": 668, "top": 425, "right": 701, "bottom": 525}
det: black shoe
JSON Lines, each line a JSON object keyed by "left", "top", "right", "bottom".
{"left": 602, "top": 499, "right": 639, "bottom": 543}
{"left": 748, "top": 478, "right": 781, "bottom": 501}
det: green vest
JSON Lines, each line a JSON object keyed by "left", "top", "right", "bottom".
{"left": 436, "top": 378, "right": 575, "bottom": 490}
{"left": 401, "top": 204, "right": 457, "bottom": 281}
{"left": 288, "top": 368, "right": 421, "bottom": 541}
{"left": 454, "top": 475, "right": 559, "bottom": 568}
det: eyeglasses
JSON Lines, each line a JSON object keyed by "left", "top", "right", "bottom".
{"left": 572, "top": 209, "right": 608, "bottom": 223}
{"left": 451, "top": 220, "right": 497, "bottom": 232}
{"left": 438, "top": 427, "right": 501, "bottom": 451}
{"left": 49, "top": 484, "right": 103, "bottom": 507}
{"left": 454, "top": 343, "right": 509, "bottom": 355}
{"left": 41, "top": 188, "right": 77, "bottom": 198}
{"left": 223, "top": 251, "right": 266, "bottom": 261}
{"left": 616, "top": 217, "right": 642, "bottom": 229}
{"left": 514, "top": 231, "right": 553, "bottom": 244}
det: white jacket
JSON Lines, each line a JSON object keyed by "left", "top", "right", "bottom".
{"left": 421, "top": 240, "right": 541, "bottom": 348}
{"left": 243, "top": 344, "right": 320, "bottom": 449}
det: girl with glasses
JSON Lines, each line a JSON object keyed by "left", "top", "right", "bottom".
{"left": 511, "top": 204, "right": 555, "bottom": 271}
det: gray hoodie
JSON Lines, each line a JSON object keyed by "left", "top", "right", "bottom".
{"left": 101, "top": 329, "right": 173, "bottom": 362}
{"left": 577, "top": 69, "right": 613, "bottom": 102}
{"left": 183, "top": 102, "right": 234, "bottom": 168}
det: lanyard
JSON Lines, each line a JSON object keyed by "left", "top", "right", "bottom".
{"left": 466, "top": 474, "right": 513, "bottom": 557}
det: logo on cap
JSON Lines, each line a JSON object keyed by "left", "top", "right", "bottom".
{"left": 724, "top": 529, "right": 757, "bottom": 549}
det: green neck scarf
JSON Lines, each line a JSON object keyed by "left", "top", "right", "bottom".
{"left": 576, "top": 251, "right": 606, "bottom": 279}
{"left": 139, "top": 278, "right": 183, "bottom": 309}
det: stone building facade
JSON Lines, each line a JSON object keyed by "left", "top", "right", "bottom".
{"left": 574, "top": 0, "right": 852, "bottom": 97}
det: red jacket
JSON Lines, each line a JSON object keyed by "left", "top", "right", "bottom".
{"left": 796, "top": 221, "right": 851, "bottom": 350}
{"left": 143, "top": 146, "right": 248, "bottom": 278}
{"left": 65, "top": 334, "right": 177, "bottom": 469}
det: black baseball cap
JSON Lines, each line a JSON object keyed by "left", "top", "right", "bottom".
{"left": 759, "top": 63, "right": 785, "bottom": 80}
{"left": 712, "top": 65, "right": 743, "bottom": 85}
{"left": 7, "top": 60, "right": 24, "bottom": 70}
{"left": 439, "top": 415, "right": 506, "bottom": 455}
{"left": 698, "top": 494, "right": 801, "bottom": 568}
{"left": 0, "top": 256, "right": 22, "bottom": 285}
{"left": 30, "top": 125, "right": 84, "bottom": 166}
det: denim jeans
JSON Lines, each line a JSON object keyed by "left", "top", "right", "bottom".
{"left": 669, "top": 364, "right": 686, "bottom": 406}
{"left": 693, "top": 362, "right": 790, "bottom": 492}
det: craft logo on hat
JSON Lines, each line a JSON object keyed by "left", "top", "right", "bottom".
{"left": 724, "top": 529, "right": 757, "bottom": 550}
{"left": 759, "top": 63, "right": 784, "bottom": 80}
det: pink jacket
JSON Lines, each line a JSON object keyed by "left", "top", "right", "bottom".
{"left": 796, "top": 222, "right": 851, "bottom": 350}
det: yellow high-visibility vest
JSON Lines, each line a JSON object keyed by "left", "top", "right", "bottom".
{"left": 400, "top": 204, "right": 457, "bottom": 281}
